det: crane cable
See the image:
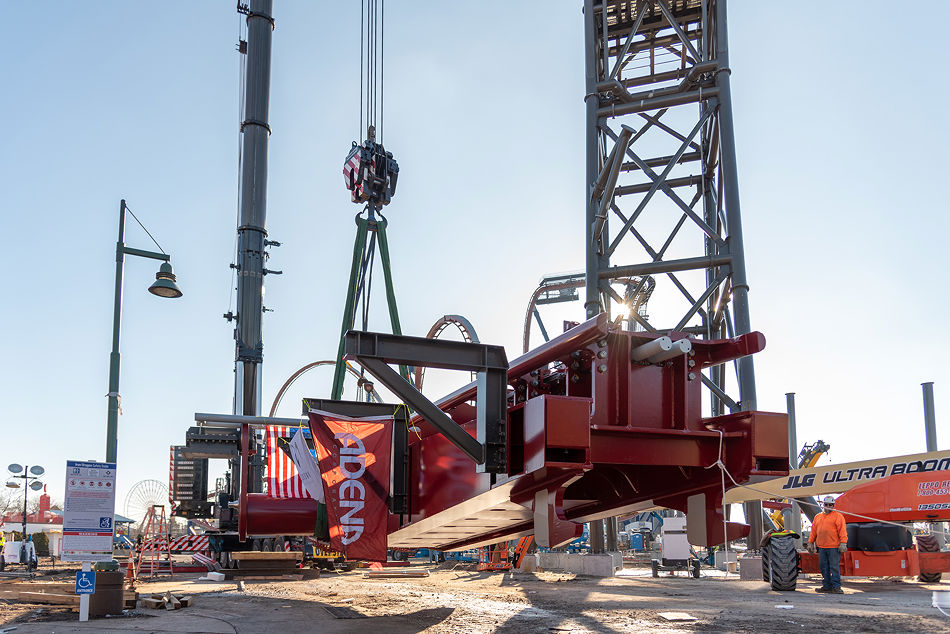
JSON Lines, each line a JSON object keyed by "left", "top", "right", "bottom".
{"left": 359, "top": 0, "right": 385, "bottom": 141}
{"left": 355, "top": 0, "right": 387, "bottom": 401}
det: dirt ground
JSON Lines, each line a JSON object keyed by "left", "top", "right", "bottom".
{"left": 2, "top": 562, "right": 949, "bottom": 633}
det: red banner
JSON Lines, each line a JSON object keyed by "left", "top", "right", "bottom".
{"left": 308, "top": 410, "right": 392, "bottom": 561}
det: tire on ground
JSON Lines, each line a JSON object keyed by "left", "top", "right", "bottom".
{"left": 917, "top": 534, "right": 942, "bottom": 583}
{"left": 765, "top": 534, "right": 798, "bottom": 591}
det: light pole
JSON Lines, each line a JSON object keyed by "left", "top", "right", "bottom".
{"left": 6, "top": 464, "right": 44, "bottom": 568}
{"left": 106, "top": 199, "right": 182, "bottom": 463}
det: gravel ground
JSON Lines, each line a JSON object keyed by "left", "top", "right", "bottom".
{"left": 3, "top": 563, "right": 949, "bottom": 632}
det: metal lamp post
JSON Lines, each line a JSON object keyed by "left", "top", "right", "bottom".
{"left": 106, "top": 199, "right": 182, "bottom": 463}
{"left": 6, "top": 464, "right": 45, "bottom": 567}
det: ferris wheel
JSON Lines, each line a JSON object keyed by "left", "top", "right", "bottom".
{"left": 124, "top": 479, "right": 168, "bottom": 528}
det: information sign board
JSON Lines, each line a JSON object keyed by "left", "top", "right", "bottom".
{"left": 62, "top": 460, "right": 116, "bottom": 562}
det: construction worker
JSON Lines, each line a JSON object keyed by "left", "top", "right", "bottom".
{"left": 807, "top": 495, "right": 848, "bottom": 594}
{"left": 0, "top": 532, "right": 5, "bottom": 571}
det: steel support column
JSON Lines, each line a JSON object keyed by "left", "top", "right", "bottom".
{"left": 590, "top": 519, "right": 605, "bottom": 554}
{"left": 605, "top": 516, "right": 620, "bottom": 551}
{"left": 229, "top": 1, "right": 275, "bottom": 505}
{"left": 922, "top": 382, "right": 944, "bottom": 548}
{"left": 584, "top": 0, "right": 606, "bottom": 319}
{"left": 714, "top": 0, "right": 756, "bottom": 411}
{"left": 583, "top": 0, "right": 761, "bottom": 547}
{"left": 786, "top": 392, "right": 802, "bottom": 540}
{"left": 923, "top": 382, "right": 938, "bottom": 452}
{"left": 233, "top": 0, "right": 275, "bottom": 420}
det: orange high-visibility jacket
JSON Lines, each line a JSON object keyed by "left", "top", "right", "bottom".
{"left": 808, "top": 510, "right": 848, "bottom": 548}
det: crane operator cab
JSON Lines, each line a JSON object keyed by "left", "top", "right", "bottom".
{"left": 343, "top": 125, "right": 399, "bottom": 207}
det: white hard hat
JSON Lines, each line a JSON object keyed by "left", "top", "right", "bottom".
{"left": 822, "top": 496, "right": 835, "bottom": 505}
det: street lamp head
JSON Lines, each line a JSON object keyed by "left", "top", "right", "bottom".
{"left": 8, "top": 464, "right": 22, "bottom": 474}
{"left": 29, "top": 481, "right": 43, "bottom": 491}
{"left": 6, "top": 482, "right": 20, "bottom": 489}
{"left": 29, "top": 466, "right": 44, "bottom": 477}
{"left": 148, "top": 262, "right": 183, "bottom": 298}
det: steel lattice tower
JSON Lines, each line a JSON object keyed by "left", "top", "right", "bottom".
{"left": 584, "top": 0, "right": 756, "bottom": 416}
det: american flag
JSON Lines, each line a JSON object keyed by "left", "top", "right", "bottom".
{"left": 266, "top": 426, "right": 312, "bottom": 499}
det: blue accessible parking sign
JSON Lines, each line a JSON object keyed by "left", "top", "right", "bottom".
{"left": 75, "top": 570, "right": 96, "bottom": 594}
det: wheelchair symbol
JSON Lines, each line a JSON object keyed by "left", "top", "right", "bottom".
{"left": 77, "top": 575, "right": 93, "bottom": 589}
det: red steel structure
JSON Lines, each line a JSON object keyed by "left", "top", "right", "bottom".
{"left": 213, "top": 0, "right": 793, "bottom": 555}
{"left": 239, "top": 314, "right": 788, "bottom": 550}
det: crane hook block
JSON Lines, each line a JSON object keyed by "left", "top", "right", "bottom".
{"left": 343, "top": 138, "right": 399, "bottom": 207}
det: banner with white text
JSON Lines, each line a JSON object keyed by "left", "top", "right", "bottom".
{"left": 309, "top": 411, "right": 392, "bottom": 561}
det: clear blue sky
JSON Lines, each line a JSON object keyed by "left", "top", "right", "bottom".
{"left": 2, "top": 1, "right": 947, "bottom": 517}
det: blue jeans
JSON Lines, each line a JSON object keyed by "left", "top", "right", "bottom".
{"left": 818, "top": 547, "right": 841, "bottom": 590}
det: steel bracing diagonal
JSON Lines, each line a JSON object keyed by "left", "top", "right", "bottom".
{"left": 584, "top": 0, "right": 756, "bottom": 417}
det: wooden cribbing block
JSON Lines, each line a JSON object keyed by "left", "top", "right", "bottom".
{"left": 362, "top": 570, "right": 430, "bottom": 579}
{"left": 0, "top": 583, "right": 75, "bottom": 594}
{"left": 231, "top": 551, "right": 301, "bottom": 561}
{"left": 0, "top": 591, "right": 80, "bottom": 606}
{"left": 234, "top": 560, "right": 297, "bottom": 570}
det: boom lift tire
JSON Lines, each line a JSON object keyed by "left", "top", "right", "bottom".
{"left": 917, "top": 534, "right": 942, "bottom": 583}
{"left": 762, "top": 534, "right": 798, "bottom": 591}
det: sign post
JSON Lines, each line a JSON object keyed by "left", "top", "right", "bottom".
{"left": 75, "top": 564, "right": 95, "bottom": 621}
{"left": 62, "top": 460, "right": 116, "bottom": 622}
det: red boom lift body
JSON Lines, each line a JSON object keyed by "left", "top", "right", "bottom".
{"left": 799, "top": 471, "right": 950, "bottom": 577}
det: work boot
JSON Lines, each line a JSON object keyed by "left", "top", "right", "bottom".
{"left": 815, "top": 587, "right": 830, "bottom": 593}
{"left": 831, "top": 588, "right": 844, "bottom": 594}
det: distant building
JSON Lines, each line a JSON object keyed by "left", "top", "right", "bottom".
{"left": 1, "top": 494, "right": 132, "bottom": 558}
{"left": 0, "top": 493, "right": 63, "bottom": 534}
{"left": 1, "top": 493, "right": 65, "bottom": 557}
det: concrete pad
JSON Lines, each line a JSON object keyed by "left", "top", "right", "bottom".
{"left": 739, "top": 556, "right": 762, "bottom": 581}
{"left": 609, "top": 551, "right": 623, "bottom": 571}
{"left": 538, "top": 553, "right": 618, "bottom": 577}
{"left": 714, "top": 549, "right": 738, "bottom": 570}
{"left": 518, "top": 553, "right": 539, "bottom": 572}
